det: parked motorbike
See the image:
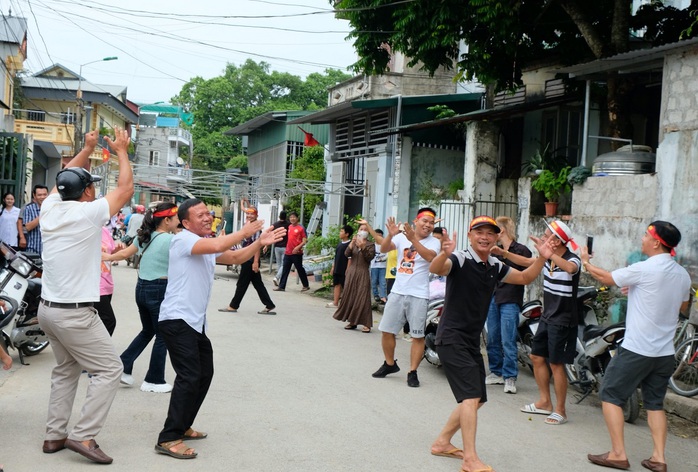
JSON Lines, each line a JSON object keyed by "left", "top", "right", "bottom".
{"left": 423, "top": 298, "right": 444, "bottom": 366}
{"left": 0, "top": 242, "right": 49, "bottom": 364}
{"left": 517, "top": 300, "right": 543, "bottom": 372}
{"left": 564, "top": 286, "right": 640, "bottom": 424}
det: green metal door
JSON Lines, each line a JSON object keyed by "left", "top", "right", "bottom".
{"left": 0, "top": 132, "right": 28, "bottom": 207}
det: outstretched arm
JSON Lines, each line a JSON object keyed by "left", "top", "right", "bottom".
{"left": 580, "top": 246, "right": 616, "bottom": 287}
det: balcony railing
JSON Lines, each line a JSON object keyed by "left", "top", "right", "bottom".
{"left": 167, "top": 127, "right": 192, "bottom": 143}
{"left": 15, "top": 119, "right": 75, "bottom": 147}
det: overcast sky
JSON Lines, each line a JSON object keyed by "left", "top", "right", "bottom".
{"left": 9, "top": 0, "right": 358, "bottom": 104}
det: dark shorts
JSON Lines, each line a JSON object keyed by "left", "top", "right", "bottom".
{"left": 332, "top": 274, "right": 345, "bottom": 287}
{"left": 599, "top": 346, "right": 674, "bottom": 411}
{"left": 437, "top": 344, "right": 487, "bottom": 404}
{"left": 530, "top": 321, "right": 577, "bottom": 365}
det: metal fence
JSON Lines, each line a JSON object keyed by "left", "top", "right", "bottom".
{"left": 439, "top": 194, "right": 518, "bottom": 251}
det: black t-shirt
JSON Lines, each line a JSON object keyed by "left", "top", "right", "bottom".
{"left": 272, "top": 219, "right": 290, "bottom": 247}
{"left": 542, "top": 249, "right": 581, "bottom": 326}
{"left": 333, "top": 241, "right": 350, "bottom": 275}
{"left": 436, "top": 249, "right": 510, "bottom": 347}
{"left": 493, "top": 239, "right": 532, "bottom": 306}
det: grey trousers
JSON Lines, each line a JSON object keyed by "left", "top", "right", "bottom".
{"left": 38, "top": 304, "right": 122, "bottom": 441}
{"left": 274, "top": 246, "right": 286, "bottom": 279}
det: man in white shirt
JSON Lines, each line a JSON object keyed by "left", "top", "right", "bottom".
{"left": 583, "top": 221, "right": 691, "bottom": 472}
{"left": 38, "top": 128, "right": 133, "bottom": 464}
{"left": 154, "top": 198, "right": 285, "bottom": 460}
{"left": 372, "top": 207, "right": 441, "bottom": 388}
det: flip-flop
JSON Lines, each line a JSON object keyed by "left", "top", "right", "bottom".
{"left": 431, "top": 448, "right": 463, "bottom": 459}
{"left": 544, "top": 412, "right": 568, "bottom": 425}
{"left": 344, "top": 324, "right": 357, "bottom": 330}
{"left": 257, "top": 309, "right": 277, "bottom": 315}
{"left": 520, "top": 403, "right": 552, "bottom": 415}
{"left": 183, "top": 428, "right": 207, "bottom": 440}
{"left": 460, "top": 467, "right": 493, "bottom": 472}
{"left": 154, "top": 440, "right": 197, "bottom": 459}
{"left": 217, "top": 307, "right": 237, "bottom": 313}
{"left": 362, "top": 327, "right": 371, "bottom": 333}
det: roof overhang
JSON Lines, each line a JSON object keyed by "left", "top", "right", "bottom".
{"left": 557, "top": 37, "right": 698, "bottom": 79}
{"left": 225, "top": 110, "right": 317, "bottom": 135}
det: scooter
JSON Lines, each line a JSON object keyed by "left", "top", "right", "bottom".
{"left": 0, "top": 242, "right": 49, "bottom": 365}
{"left": 517, "top": 300, "right": 543, "bottom": 372}
{"left": 564, "top": 286, "right": 640, "bottom": 424}
{"left": 423, "top": 298, "right": 444, "bottom": 366}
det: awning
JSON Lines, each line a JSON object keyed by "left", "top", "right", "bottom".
{"left": 35, "top": 140, "right": 62, "bottom": 159}
{"left": 135, "top": 180, "right": 178, "bottom": 194}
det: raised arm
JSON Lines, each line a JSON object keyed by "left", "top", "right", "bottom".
{"left": 429, "top": 230, "right": 456, "bottom": 276}
{"left": 380, "top": 217, "right": 399, "bottom": 253}
{"left": 103, "top": 128, "right": 135, "bottom": 216}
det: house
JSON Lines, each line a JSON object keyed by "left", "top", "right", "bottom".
{"left": 223, "top": 110, "right": 329, "bottom": 229}
{"left": 132, "top": 103, "right": 194, "bottom": 204}
{"left": 0, "top": 15, "right": 28, "bottom": 204}
{"left": 15, "top": 64, "right": 138, "bottom": 196}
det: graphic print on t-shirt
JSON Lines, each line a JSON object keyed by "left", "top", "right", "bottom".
{"left": 398, "top": 245, "right": 417, "bottom": 274}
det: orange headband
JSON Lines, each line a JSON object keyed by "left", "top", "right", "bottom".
{"left": 153, "top": 207, "right": 178, "bottom": 218}
{"left": 416, "top": 210, "right": 436, "bottom": 220}
{"left": 647, "top": 225, "right": 676, "bottom": 256}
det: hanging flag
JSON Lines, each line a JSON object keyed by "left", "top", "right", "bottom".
{"left": 102, "top": 147, "right": 110, "bottom": 162}
{"left": 298, "top": 126, "right": 320, "bottom": 147}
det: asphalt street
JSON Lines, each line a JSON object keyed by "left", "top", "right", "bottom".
{"left": 1, "top": 263, "right": 697, "bottom": 472}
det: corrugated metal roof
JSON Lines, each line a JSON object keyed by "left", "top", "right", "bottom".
{"left": 225, "top": 110, "right": 317, "bottom": 135}
{"left": 0, "top": 17, "right": 26, "bottom": 44}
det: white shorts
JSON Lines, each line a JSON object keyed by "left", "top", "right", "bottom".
{"left": 378, "top": 293, "right": 428, "bottom": 338}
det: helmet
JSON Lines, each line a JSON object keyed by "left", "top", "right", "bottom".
{"left": 56, "top": 167, "right": 102, "bottom": 201}
{"left": 135, "top": 205, "right": 146, "bottom": 213}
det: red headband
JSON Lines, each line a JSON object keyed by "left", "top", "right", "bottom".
{"left": 416, "top": 210, "right": 435, "bottom": 220}
{"left": 153, "top": 207, "right": 178, "bottom": 218}
{"left": 647, "top": 225, "right": 676, "bottom": 256}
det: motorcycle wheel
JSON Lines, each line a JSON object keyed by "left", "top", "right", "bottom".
{"left": 20, "top": 341, "right": 49, "bottom": 357}
{"left": 564, "top": 363, "right": 582, "bottom": 392}
{"left": 623, "top": 390, "right": 640, "bottom": 424}
{"left": 669, "top": 337, "right": 698, "bottom": 397}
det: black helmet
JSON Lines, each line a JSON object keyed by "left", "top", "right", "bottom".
{"left": 56, "top": 167, "right": 102, "bottom": 201}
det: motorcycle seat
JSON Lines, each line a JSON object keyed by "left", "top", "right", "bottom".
{"left": 582, "top": 322, "right": 625, "bottom": 342}
{"left": 577, "top": 286, "right": 598, "bottom": 303}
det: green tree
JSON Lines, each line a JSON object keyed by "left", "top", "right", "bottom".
{"left": 285, "top": 145, "right": 326, "bottom": 219}
{"left": 171, "top": 60, "right": 350, "bottom": 171}
{"left": 335, "top": 0, "right": 696, "bottom": 140}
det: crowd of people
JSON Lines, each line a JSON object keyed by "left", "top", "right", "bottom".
{"left": 0, "top": 133, "right": 692, "bottom": 472}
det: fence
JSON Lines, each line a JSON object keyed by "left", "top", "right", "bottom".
{"left": 439, "top": 194, "right": 518, "bottom": 250}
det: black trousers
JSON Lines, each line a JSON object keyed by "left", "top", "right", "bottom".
{"left": 157, "top": 319, "right": 213, "bottom": 444}
{"left": 229, "top": 259, "right": 274, "bottom": 309}
{"left": 278, "top": 253, "right": 309, "bottom": 289}
{"left": 94, "top": 294, "right": 116, "bottom": 336}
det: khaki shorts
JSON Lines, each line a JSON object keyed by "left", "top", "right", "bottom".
{"left": 378, "top": 293, "right": 428, "bottom": 338}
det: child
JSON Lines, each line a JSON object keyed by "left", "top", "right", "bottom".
{"left": 326, "top": 225, "right": 353, "bottom": 308}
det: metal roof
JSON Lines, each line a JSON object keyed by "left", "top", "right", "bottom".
{"left": 0, "top": 16, "right": 26, "bottom": 44}
{"left": 557, "top": 37, "right": 698, "bottom": 79}
{"left": 225, "top": 110, "right": 316, "bottom": 135}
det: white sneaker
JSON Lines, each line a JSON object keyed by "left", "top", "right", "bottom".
{"left": 120, "top": 373, "right": 134, "bottom": 386}
{"left": 325, "top": 302, "right": 338, "bottom": 308}
{"left": 140, "top": 381, "right": 173, "bottom": 393}
{"left": 273, "top": 277, "right": 279, "bottom": 287}
{"left": 485, "top": 373, "right": 504, "bottom": 385}
{"left": 504, "top": 378, "right": 517, "bottom": 394}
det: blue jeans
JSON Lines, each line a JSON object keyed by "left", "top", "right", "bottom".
{"left": 486, "top": 299, "right": 520, "bottom": 380}
{"left": 120, "top": 278, "right": 169, "bottom": 384}
{"left": 371, "top": 267, "right": 386, "bottom": 299}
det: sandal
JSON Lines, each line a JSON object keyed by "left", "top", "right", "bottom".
{"left": 217, "top": 307, "right": 237, "bottom": 313}
{"left": 257, "top": 308, "right": 277, "bottom": 315}
{"left": 155, "top": 440, "right": 197, "bottom": 459}
{"left": 183, "top": 428, "right": 208, "bottom": 440}
{"left": 362, "top": 327, "right": 371, "bottom": 333}
{"left": 344, "top": 324, "right": 357, "bottom": 330}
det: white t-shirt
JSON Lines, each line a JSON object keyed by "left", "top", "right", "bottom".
{"left": 612, "top": 253, "right": 691, "bottom": 357}
{"left": 40, "top": 193, "right": 110, "bottom": 302}
{"left": 0, "top": 206, "right": 20, "bottom": 246}
{"left": 159, "top": 229, "right": 217, "bottom": 333}
{"left": 390, "top": 233, "right": 441, "bottom": 299}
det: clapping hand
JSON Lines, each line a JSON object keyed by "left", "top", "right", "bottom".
{"left": 531, "top": 235, "right": 554, "bottom": 260}
{"left": 441, "top": 230, "right": 457, "bottom": 257}
{"left": 385, "top": 217, "right": 400, "bottom": 237}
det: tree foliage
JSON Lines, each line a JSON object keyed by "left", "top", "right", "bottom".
{"left": 285, "top": 145, "right": 326, "bottom": 219}
{"left": 171, "top": 60, "right": 350, "bottom": 171}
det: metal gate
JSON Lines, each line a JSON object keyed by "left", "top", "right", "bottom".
{"left": 439, "top": 194, "right": 518, "bottom": 250}
{"left": 0, "top": 132, "right": 29, "bottom": 207}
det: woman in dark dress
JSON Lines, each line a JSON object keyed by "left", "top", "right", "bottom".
{"left": 333, "top": 224, "right": 375, "bottom": 332}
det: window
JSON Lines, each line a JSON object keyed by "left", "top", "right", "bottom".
{"left": 61, "top": 112, "right": 76, "bottom": 124}
{"left": 149, "top": 150, "right": 160, "bottom": 166}
{"left": 27, "top": 110, "right": 45, "bottom": 122}
{"left": 541, "top": 108, "right": 583, "bottom": 167}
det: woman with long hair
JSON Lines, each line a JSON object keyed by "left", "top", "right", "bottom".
{"left": 103, "top": 202, "right": 179, "bottom": 393}
{"left": 0, "top": 192, "right": 21, "bottom": 249}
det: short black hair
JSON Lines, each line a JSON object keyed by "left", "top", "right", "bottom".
{"left": 32, "top": 184, "right": 48, "bottom": 195}
{"left": 433, "top": 226, "right": 446, "bottom": 235}
{"left": 417, "top": 207, "right": 436, "bottom": 216}
{"left": 289, "top": 211, "right": 299, "bottom": 218}
{"left": 279, "top": 210, "right": 287, "bottom": 220}
{"left": 375, "top": 228, "right": 384, "bottom": 235}
{"left": 341, "top": 224, "right": 354, "bottom": 236}
{"left": 178, "top": 198, "right": 203, "bottom": 224}
{"left": 649, "top": 220, "right": 682, "bottom": 252}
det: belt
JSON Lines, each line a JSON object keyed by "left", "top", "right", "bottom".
{"left": 41, "top": 299, "right": 94, "bottom": 309}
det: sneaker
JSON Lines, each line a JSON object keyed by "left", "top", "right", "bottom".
{"left": 325, "top": 302, "right": 338, "bottom": 308}
{"left": 407, "top": 370, "right": 420, "bottom": 388}
{"left": 504, "top": 378, "right": 517, "bottom": 394}
{"left": 485, "top": 373, "right": 504, "bottom": 385}
{"left": 372, "top": 360, "right": 400, "bottom": 378}
{"left": 273, "top": 277, "right": 279, "bottom": 286}
{"left": 120, "top": 373, "right": 134, "bottom": 386}
{"left": 140, "top": 382, "right": 173, "bottom": 393}
{"left": 300, "top": 286, "right": 310, "bottom": 292}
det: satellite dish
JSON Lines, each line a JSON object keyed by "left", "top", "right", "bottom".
{"left": 176, "top": 157, "right": 185, "bottom": 166}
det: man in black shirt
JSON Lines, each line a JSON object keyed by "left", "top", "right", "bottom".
{"left": 429, "top": 216, "right": 550, "bottom": 472}
{"left": 272, "top": 211, "right": 290, "bottom": 286}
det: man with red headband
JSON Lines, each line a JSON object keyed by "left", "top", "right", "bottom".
{"left": 372, "top": 207, "right": 441, "bottom": 388}
{"left": 583, "top": 221, "right": 690, "bottom": 472}
{"left": 506, "top": 219, "right": 581, "bottom": 426}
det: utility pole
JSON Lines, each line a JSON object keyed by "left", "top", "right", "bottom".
{"left": 74, "top": 56, "right": 118, "bottom": 153}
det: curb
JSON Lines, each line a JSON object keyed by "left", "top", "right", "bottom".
{"left": 665, "top": 390, "right": 698, "bottom": 424}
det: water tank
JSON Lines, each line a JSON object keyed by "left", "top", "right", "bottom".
{"left": 592, "top": 145, "right": 656, "bottom": 176}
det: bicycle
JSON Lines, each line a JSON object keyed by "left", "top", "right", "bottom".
{"left": 669, "top": 287, "right": 698, "bottom": 397}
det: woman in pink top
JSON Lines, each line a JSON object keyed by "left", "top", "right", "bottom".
{"left": 95, "top": 226, "right": 117, "bottom": 335}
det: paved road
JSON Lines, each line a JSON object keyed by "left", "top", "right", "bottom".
{"left": 1, "top": 263, "right": 697, "bottom": 471}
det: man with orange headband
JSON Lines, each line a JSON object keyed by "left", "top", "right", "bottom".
{"left": 583, "top": 221, "right": 690, "bottom": 472}
{"left": 372, "top": 207, "right": 441, "bottom": 388}
{"left": 506, "top": 219, "right": 581, "bottom": 426}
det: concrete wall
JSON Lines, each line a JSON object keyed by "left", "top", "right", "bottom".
{"left": 463, "top": 121, "right": 499, "bottom": 203}
{"left": 408, "top": 144, "right": 464, "bottom": 216}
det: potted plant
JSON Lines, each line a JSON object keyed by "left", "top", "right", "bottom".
{"left": 531, "top": 166, "right": 572, "bottom": 216}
